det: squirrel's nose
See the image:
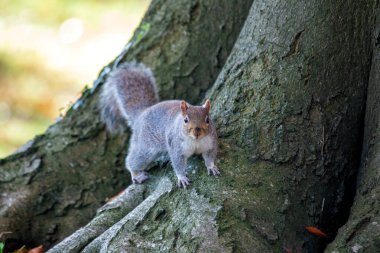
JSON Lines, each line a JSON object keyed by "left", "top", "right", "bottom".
{"left": 194, "top": 127, "right": 201, "bottom": 137}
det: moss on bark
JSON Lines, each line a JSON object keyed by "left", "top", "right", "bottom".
{"left": 0, "top": 0, "right": 377, "bottom": 252}
{"left": 0, "top": 0, "right": 253, "bottom": 249}
{"left": 118, "top": 0, "right": 254, "bottom": 103}
{"left": 50, "top": 0, "right": 375, "bottom": 252}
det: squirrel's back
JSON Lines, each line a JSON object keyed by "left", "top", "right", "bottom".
{"left": 100, "top": 62, "right": 159, "bottom": 133}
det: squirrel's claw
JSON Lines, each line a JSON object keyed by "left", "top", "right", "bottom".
{"left": 207, "top": 166, "right": 220, "bottom": 176}
{"left": 132, "top": 172, "right": 150, "bottom": 184}
{"left": 177, "top": 176, "right": 191, "bottom": 189}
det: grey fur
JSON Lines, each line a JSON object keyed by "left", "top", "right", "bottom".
{"left": 99, "top": 62, "right": 158, "bottom": 133}
{"left": 99, "top": 62, "right": 219, "bottom": 187}
{"left": 126, "top": 101, "right": 219, "bottom": 187}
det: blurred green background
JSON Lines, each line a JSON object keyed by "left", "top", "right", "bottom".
{"left": 0, "top": 0, "right": 150, "bottom": 158}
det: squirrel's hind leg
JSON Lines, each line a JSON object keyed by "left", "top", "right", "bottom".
{"left": 131, "top": 171, "right": 150, "bottom": 184}
{"left": 126, "top": 149, "right": 156, "bottom": 184}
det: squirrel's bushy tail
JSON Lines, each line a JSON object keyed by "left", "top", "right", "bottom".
{"left": 99, "top": 62, "right": 159, "bottom": 133}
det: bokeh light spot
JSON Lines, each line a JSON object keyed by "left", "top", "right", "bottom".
{"left": 59, "top": 18, "right": 84, "bottom": 44}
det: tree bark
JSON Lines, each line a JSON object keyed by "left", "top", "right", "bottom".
{"left": 206, "top": 0, "right": 374, "bottom": 250}
{"left": 326, "top": 4, "right": 380, "bottom": 252}
{"left": 50, "top": 0, "right": 374, "bottom": 252}
{"left": 0, "top": 0, "right": 252, "bottom": 249}
{"left": 0, "top": 0, "right": 376, "bottom": 252}
{"left": 119, "top": 0, "right": 253, "bottom": 103}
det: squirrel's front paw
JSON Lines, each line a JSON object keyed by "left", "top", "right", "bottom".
{"left": 207, "top": 166, "right": 220, "bottom": 176}
{"left": 177, "top": 175, "right": 191, "bottom": 189}
{"left": 132, "top": 171, "right": 150, "bottom": 184}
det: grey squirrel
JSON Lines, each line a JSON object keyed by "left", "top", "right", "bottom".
{"left": 100, "top": 62, "right": 219, "bottom": 188}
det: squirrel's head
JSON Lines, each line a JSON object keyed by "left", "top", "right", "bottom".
{"left": 181, "top": 100, "right": 211, "bottom": 140}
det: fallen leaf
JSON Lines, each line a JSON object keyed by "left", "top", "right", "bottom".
{"left": 107, "top": 189, "right": 125, "bottom": 202}
{"left": 28, "top": 245, "right": 44, "bottom": 253}
{"left": 305, "top": 226, "right": 328, "bottom": 238}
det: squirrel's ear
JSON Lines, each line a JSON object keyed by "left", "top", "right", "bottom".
{"left": 181, "top": 100, "right": 188, "bottom": 115}
{"left": 202, "top": 99, "right": 211, "bottom": 113}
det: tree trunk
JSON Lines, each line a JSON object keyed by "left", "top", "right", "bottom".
{"left": 205, "top": 0, "right": 374, "bottom": 251}
{"left": 0, "top": 0, "right": 252, "bottom": 249}
{"left": 0, "top": 0, "right": 376, "bottom": 252}
{"left": 51, "top": 0, "right": 374, "bottom": 252}
{"left": 325, "top": 5, "right": 380, "bottom": 252}
{"left": 119, "top": 0, "right": 253, "bottom": 103}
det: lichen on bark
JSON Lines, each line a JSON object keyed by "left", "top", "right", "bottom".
{"left": 121, "top": 0, "right": 254, "bottom": 103}
{"left": 0, "top": 0, "right": 378, "bottom": 252}
{"left": 0, "top": 0, "right": 254, "bottom": 249}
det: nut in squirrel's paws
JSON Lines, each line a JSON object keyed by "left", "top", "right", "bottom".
{"left": 132, "top": 172, "right": 150, "bottom": 184}
{"left": 207, "top": 166, "right": 220, "bottom": 176}
{"left": 177, "top": 175, "right": 191, "bottom": 189}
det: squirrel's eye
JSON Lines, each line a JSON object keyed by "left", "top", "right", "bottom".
{"left": 205, "top": 116, "right": 209, "bottom": 124}
{"left": 184, "top": 116, "right": 189, "bottom": 123}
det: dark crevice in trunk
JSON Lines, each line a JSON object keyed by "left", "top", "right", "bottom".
{"left": 320, "top": 122, "right": 365, "bottom": 251}
{"left": 322, "top": 34, "right": 374, "bottom": 251}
